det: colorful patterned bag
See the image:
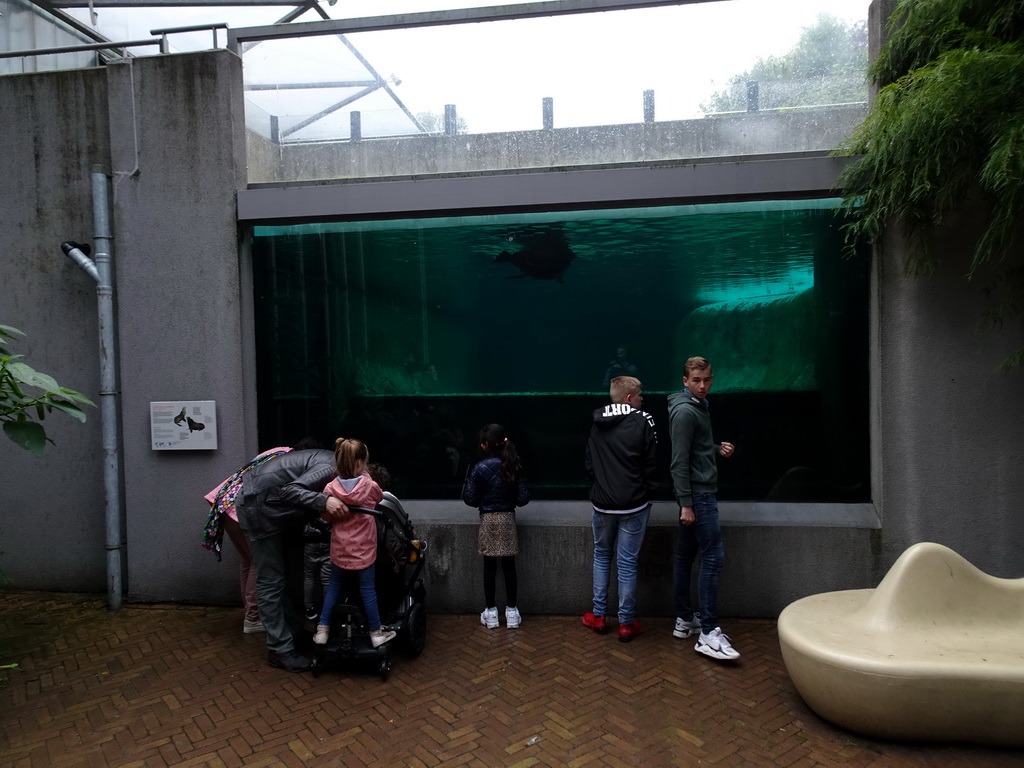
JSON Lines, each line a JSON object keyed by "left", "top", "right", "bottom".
{"left": 201, "top": 450, "right": 288, "bottom": 560}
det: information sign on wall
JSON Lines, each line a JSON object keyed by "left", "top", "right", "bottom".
{"left": 150, "top": 401, "right": 218, "bottom": 450}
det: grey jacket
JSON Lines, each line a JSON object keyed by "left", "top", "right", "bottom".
{"left": 237, "top": 449, "right": 337, "bottom": 540}
{"left": 667, "top": 391, "right": 718, "bottom": 507}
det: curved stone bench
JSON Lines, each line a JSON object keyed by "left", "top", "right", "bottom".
{"left": 778, "top": 542, "right": 1024, "bottom": 747}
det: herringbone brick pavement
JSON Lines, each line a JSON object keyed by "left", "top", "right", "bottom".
{"left": 1, "top": 590, "right": 1020, "bottom": 767}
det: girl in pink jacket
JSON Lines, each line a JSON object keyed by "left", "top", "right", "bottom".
{"left": 314, "top": 438, "right": 397, "bottom": 649}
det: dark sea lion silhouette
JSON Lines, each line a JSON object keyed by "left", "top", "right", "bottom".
{"left": 494, "top": 230, "right": 576, "bottom": 282}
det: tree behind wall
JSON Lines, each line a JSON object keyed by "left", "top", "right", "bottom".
{"left": 701, "top": 14, "right": 868, "bottom": 114}
{"left": 837, "top": 0, "right": 1024, "bottom": 368}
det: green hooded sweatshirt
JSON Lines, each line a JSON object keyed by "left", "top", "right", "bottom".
{"left": 667, "top": 389, "right": 718, "bottom": 507}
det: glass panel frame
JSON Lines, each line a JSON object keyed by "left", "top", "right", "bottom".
{"left": 250, "top": 196, "right": 869, "bottom": 503}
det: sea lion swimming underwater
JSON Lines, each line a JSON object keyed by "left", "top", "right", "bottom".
{"left": 494, "top": 230, "right": 576, "bottom": 282}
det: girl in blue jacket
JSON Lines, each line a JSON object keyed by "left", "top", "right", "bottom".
{"left": 462, "top": 423, "right": 530, "bottom": 629}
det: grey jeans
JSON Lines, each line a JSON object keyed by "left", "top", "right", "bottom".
{"left": 239, "top": 517, "right": 304, "bottom": 655}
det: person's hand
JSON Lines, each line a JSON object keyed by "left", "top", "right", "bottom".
{"left": 680, "top": 506, "right": 695, "bottom": 525}
{"left": 325, "top": 497, "right": 348, "bottom": 516}
{"left": 719, "top": 441, "right": 735, "bottom": 458}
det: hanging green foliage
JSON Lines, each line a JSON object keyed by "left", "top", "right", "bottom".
{"left": 836, "top": 0, "right": 1024, "bottom": 368}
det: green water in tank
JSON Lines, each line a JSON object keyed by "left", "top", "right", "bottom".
{"left": 252, "top": 198, "right": 868, "bottom": 501}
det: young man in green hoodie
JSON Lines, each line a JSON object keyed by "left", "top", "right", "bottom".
{"left": 667, "top": 356, "right": 740, "bottom": 660}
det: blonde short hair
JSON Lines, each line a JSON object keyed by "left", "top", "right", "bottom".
{"left": 610, "top": 375, "right": 642, "bottom": 403}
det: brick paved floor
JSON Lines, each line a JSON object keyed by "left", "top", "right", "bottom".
{"left": 1, "top": 590, "right": 1021, "bottom": 768}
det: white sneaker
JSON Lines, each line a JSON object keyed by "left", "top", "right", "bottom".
{"left": 313, "top": 624, "right": 330, "bottom": 645}
{"left": 672, "top": 615, "right": 701, "bottom": 639}
{"left": 370, "top": 628, "right": 397, "bottom": 648}
{"left": 695, "top": 627, "right": 740, "bottom": 660}
{"left": 480, "top": 607, "right": 499, "bottom": 629}
{"left": 243, "top": 619, "right": 266, "bottom": 634}
{"left": 505, "top": 606, "right": 522, "bottom": 629}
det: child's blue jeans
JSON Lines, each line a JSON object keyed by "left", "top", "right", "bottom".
{"left": 320, "top": 562, "right": 383, "bottom": 631}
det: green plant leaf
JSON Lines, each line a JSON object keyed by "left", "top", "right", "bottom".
{"left": 47, "top": 401, "right": 87, "bottom": 423}
{"left": 3, "top": 420, "right": 47, "bottom": 455}
{"left": 57, "top": 388, "right": 97, "bottom": 408}
{"left": 0, "top": 324, "right": 93, "bottom": 450}
{"left": 7, "top": 362, "right": 61, "bottom": 394}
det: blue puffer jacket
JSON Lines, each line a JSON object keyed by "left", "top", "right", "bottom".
{"left": 462, "top": 456, "right": 530, "bottom": 513}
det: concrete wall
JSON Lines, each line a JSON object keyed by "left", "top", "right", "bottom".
{"left": 0, "top": 50, "right": 256, "bottom": 604}
{"left": 103, "top": 52, "right": 255, "bottom": 603}
{"left": 0, "top": 51, "right": 877, "bottom": 619}
{"left": 248, "top": 105, "right": 867, "bottom": 184}
{"left": 416, "top": 502, "right": 878, "bottom": 618}
{"left": 3, "top": 13, "right": 1023, "bottom": 619}
{"left": 872, "top": 208, "right": 1024, "bottom": 577}
{"left": 0, "top": 65, "right": 110, "bottom": 591}
{"left": 865, "top": 0, "right": 1024, "bottom": 577}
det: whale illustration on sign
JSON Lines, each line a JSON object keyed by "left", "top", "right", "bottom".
{"left": 494, "top": 230, "right": 576, "bottom": 282}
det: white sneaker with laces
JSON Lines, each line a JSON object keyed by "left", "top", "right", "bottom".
{"left": 695, "top": 627, "right": 740, "bottom": 660}
{"left": 313, "top": 624, "right": 330, "bottom": 645}
{"left": 505, "top": 606, "right": 522, "bottom": 629}
{"left": 480, "top": 607, "right": 499, "bottom": 629}
{"left": 672, "top": 614, "right": 701, "bottom": 639}
{"left": 370, "top": 628, "right": 397, "bottom": 648}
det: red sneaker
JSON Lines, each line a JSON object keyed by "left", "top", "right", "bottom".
{"left": 618, "top": 621, "right": 643, "bottom": 642}
{"left": 582, "top": 612, "right": 608, "bottom": 634}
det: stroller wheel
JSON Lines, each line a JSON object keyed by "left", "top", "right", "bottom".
{"left": 402, "top": 602, "right": 427, "bottom": 658}
{"left": 379, "top": 656, "right": 391, "bottom": 682}
{"left": 310, "top": 655, "right": 324, "bottom": 678}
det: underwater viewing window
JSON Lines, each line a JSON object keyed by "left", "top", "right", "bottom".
{"left": 251, "top": 198, "right": 868, "bottom": 502}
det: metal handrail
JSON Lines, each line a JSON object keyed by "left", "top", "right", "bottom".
{"left": 0, "top": 38, "right": 160, "bottom": 59}
{"left": 151, "top": 23, "right": 229, "bottom": 54}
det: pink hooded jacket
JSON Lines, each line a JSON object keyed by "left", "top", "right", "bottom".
{"left": 322, "top": 473, "right": 384, "bottom": 570}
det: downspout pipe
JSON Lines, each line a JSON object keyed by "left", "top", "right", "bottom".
{"left": 61, "top": 168, "right": 124, "bottom": 612}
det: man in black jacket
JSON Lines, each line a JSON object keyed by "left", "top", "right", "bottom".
{"left": 583, "top": 376, "right": 657, "bottom": 642}
{"left": 237, "top": 448, "right": 341, "bottom": 672}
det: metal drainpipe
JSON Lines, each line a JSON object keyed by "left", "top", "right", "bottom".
{"left": 61, "top": 167, "right": 124, "bottom": 611}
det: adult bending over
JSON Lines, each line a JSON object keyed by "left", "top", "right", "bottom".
{"left": 236, "top": 448, "right": 342, "bottom": 672}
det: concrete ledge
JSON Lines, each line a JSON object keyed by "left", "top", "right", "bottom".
{"left": 409, "top": 501, "right": 881, "bottom": 618}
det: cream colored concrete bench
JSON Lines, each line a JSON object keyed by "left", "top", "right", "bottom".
{"left": 778, "top": 542, "right": 1024, "bottom": 747}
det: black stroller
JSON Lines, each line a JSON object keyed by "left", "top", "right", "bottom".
{"left": 310, "top": 492, "right": 428, "bottom": 680}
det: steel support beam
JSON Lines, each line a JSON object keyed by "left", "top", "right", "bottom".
{"left": 237, "top": 153, "right": 854, "bottom": 222}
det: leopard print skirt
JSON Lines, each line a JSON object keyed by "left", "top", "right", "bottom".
{"left": 477, "top": 510, "right": 519, "bottom": 557}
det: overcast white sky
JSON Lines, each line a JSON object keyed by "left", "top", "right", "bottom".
{"left": 68, "top": 0, "right": 868, "bottom": 134}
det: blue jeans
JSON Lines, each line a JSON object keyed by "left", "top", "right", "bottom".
{"left": 320, "top": 563, "right": 383, "bottom": 631}
{"left": 673, "top": 492, "right": 724, "bottom": 634}
{"left": 591, "top": 505, "right": 650, "bottom": 625}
